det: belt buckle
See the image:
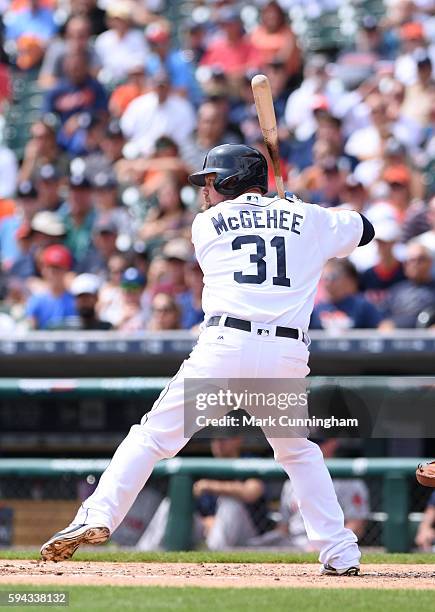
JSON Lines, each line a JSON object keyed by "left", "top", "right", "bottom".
{"left": 253, "top": 322, "right": 273, "bottom": 337}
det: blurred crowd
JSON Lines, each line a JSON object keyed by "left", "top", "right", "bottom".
{"left": 0, "top": 0, "right": 433, "bottom": 332}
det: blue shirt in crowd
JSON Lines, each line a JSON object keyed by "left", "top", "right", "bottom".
{"left": 310, "top": 294, "right": 382, "bottom": 330}
{"left": 26, "top": 291, "right": 77, "bottom": 330}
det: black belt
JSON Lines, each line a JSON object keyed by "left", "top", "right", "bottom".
{"left": 206, "top": 316, "right": 309, "bottom": 345}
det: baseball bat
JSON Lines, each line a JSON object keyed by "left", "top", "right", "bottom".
{"left": 251, "top": 73, "right": 285, "bottom": 199}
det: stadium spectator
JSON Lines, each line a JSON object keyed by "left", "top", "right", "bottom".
{"left": 394, "top": 21, "right": 432, "bottom": 87}
{"left": 86, "top": 118, "right": 126, "bottom": 177}
{"left": 415, "top": 491, "right": 435, "bottom": 551}
{"left": 109, "top": 61, "right": 148, "bottom": 118}
{"left": 7, "top": 210, "right": 66, "bottom": 280}
{"left": 249, "top": 1, "right": 301, "bottom": 80}
{"left": 76, "top": 217, "right": 119, "bottom": 277}
{"left": 0, "top": 140, "right": 18, "bottom": 199}
{"left": 43, "top": 49, "right": 108, "bottom": 153}
{"left": 305, "top": 157, "right": 348, "bottom": 208}
{"left": 284, "top": 54, "right": 336, "bottom": 144}
{"left": 200, "top": 8, "right": 262, "bottom": 81}
{"left": 25, "top": 243, "right": 76, "bottom": 329}
{"left": 117, "top": 136, "right": 190, "bottom": 199}
{"left": 0, "top": 276, "right": 28, "bottom": 331}
{"left": 95, "top": 1, "right": 149, "bottom": 85}
{"left": 413, "top": 196, "right": 435, "bottom": 255}
{"left": 0, "top": 181, "right": 40, "bottom": 272}
{"left": 136, "top": 436, "right": 269, "bottom": 550}
{"left": 310, "top": 259, "right": 382, "bottom": 331}
{"left": 4, "top": 0, "right": 57, "bottom": 43}
{"left": 139, "top": 178, "right": 193, "bottom": 249}
{"left": 96, "top": 252, "right": 128, "bottom": 327}
{"left": 92, "top": 171, "right": 132, "bottom": 236}
{"left": 360, "top": 220, "right": 406, "bottom": 312}
{"left": 18, "top": 119, "right": 68, "bottom": 183}
{"left": 117, "top": 266, "right": 148, "bottom": 331}
{"left": 38, "top": 15, "right": 100, "bottom": 89}
{"left": 177, "top": 257, "right": 204, "bottom": 330}
{"left": 345, "top": 93, "right": 391, "bottom": 162}
{"left": 153, "top": 239, "right": 193, "bottom": 297}
{"left": 120, "top": 70, "right": 196, "bottom": 157}
{"left": 340, "top": 175, "right": 370, "bottom": 214}
{"left": 67, "top": 0, "right": 107, "bottom": 36}
{"left": 400, "top": 50, "right": 434, "bottom": 128}
{"left": 59, "top": 173, "right": 96, "bottom": 266}
{"left": 382, "top": 165, "right": 413, "bottom": 224}
{"left": 181, "top": 99, "right": 241, "bottom": 172}
{"left": 380, "top": 243, "right": 435, "bottom": 329}
{"left": 70, "top": 273, "right": 112, "bottom": 330}
{"left": 147, "top": 292, "right": 181, "bottom": 331}
{"left": 183, "top": 20, "right": 206, "bottom": 66}
{"left": 145, "top": 21, "right": 201, "bottom": 104}
{"left": 34, "top": 164, "right": 63, "bottom": 212}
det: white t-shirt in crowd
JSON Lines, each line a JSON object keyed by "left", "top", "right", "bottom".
{"left": 192, "top": 193, "right": 363, "bottom": 330}
{"left": 120, "top": 91, "right": 196, "bottom": 157}
{"left": 95, "top": 29, "right": 149, "bottom": 82}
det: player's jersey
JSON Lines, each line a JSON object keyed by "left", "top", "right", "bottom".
{"left": 191, "top": 193, "right": 363, "bottom": 330}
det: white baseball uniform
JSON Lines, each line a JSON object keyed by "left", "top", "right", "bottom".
{"left": 73, "top": 193, "right": 364, "bottom": 569}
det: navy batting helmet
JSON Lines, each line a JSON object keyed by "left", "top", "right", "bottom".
{"left": 188, "top": 144, "right": 268, "bottom": 197}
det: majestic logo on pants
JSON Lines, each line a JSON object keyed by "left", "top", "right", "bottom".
{"left": 257, "top": 329, "right": 270, "bottom": 336}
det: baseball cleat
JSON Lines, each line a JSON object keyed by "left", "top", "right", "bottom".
{"left": 320, "top": 563, "right": 360, "bottom": 576}
{"left": 40, "top": 524, "right": 110, "bottom": 562}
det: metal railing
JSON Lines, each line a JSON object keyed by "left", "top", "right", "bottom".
{"left": 0, "top": 457, "right": 426, "bottom": 553}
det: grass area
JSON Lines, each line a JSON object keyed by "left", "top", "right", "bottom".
{"left": 0, "top": 586, "right": 433, "bottom": 612}
{"left": 1, "top": 550, "right": 435, "bottom": 564}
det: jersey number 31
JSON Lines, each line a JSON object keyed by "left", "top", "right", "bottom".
{"left": 232, "top": 235, "right": 290, "bottom": 286}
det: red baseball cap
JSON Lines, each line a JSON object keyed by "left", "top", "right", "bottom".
{"left": 383, "top": 164, "right": 411, "bottom": 185}
{"left": 42, "top": 244, "right": 73, "bottom": 270}
{"left": 400, "top": 22, "right": 424, "bottom": 41}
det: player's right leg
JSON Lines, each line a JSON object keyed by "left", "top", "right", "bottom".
{"left": 40, "top": 365, "right": 190, "bottom": 561}
{"left": 40, "top": 328, "right": 239, "bottom": 561}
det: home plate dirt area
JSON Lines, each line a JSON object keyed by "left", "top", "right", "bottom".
{"left": 1, "top": 561, "right": 435, "bottom": 589}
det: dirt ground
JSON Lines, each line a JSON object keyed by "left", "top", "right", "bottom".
{"left": 1, "top": 561, "right": 435, "bottom": 589}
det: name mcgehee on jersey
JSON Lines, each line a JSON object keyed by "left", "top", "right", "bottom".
{"left": 210, "top": 208, "right": 304, "bottom": 236}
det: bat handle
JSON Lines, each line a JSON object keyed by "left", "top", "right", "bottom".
{"left": 275, "top": 176, "right": 285, "bottom": 200}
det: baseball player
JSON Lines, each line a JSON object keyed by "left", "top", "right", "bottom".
{"left": 41, "top": 144, "right": 375, "bottom": 575}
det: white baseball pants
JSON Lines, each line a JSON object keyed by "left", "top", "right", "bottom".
{"left": 74, "top": 322, "right": 361, "bottom": 569}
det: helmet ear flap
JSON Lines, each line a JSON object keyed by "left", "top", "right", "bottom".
{"left": 216, "top": 174, "right": 239, "bottom": 194}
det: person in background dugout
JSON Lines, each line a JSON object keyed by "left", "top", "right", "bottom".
{"left": 415, "top": 491, "right": 435, "bottom": 551}
{"left": 310, "top": 259, "right": 382, "bottom": 331}
{"left": 25, "top": 244, "right": 76, "bottom": 330}
{"left": 250, "top": 439, "right": 369, "bottom": 549}
{"left": 70, "top": 273, "right": 112, "bottom": 330}
{"left": 135, "top": 436, "right": 270, "bottom": 551}
{"left": 380, "top": 243, "right": 435, "bottom": 329}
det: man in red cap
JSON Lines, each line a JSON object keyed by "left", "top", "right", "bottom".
{"left": 25, "top": 244, "right": 77, "bottom": 329}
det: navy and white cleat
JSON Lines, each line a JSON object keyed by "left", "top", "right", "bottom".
{"left": 320, "top": 564, "right": 360, "bottom": 576}
{"left": 40, "top": 524, "right": 110, "bottom": 562}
